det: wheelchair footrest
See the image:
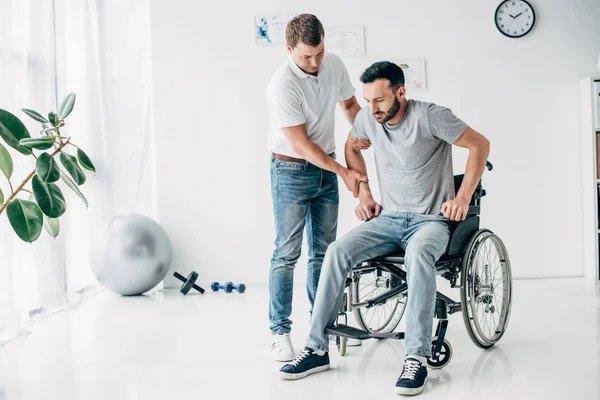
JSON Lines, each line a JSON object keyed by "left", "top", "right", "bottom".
{"left": 326, "top": 324, "right": 405, "bottom": 340}
{"left": 326, "top": 325, "right": 373, "bottom": 340}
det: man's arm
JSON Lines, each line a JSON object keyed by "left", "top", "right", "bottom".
{"left": 344, "top": 133, "right": 380, "bottom": 220}
{"left": 339, "top": 96, "right": 371, "bottom": 150}
{"left": 282, "top": 124, "right": 365, "bottom": 197}
{"left": 338, "top": 96, "right": 361, "bottom": 125}
{"left": 441, "top": 126, "right": 490, "bottom": 221}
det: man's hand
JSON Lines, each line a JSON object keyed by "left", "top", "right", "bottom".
{"left": 355, "top": 196, "right": 381, "bottom": 221}
{"left": 440, "top": 196, "right": 470, "bottom": 221}
{"left": 342, "top": 169, "right": 367, "bottom": 198}
{"left": 351, "top": 137, "right": 371, "bottom": 150}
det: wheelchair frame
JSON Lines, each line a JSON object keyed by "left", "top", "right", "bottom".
{"left": 325, "top": 162, "right": 512, "bottom": 369}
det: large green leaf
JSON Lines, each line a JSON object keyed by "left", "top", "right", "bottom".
{"left": 43, "top": 214, "right": 60, "bottom": 238}
{"left": 34, "top": 187, "right": 60, "bottom": 238}
{"left": 48, "top": 112, "right": 59, "bottom": 126}
{"left": 19, "top": 136, "right": 57, "bottom": 150}
{"left": 0, "top": 142, "right": 13, "bottom": 180}
{"left": 22, "top": 109, "right": 49, "bottom": 123}
{"left": 60, "top": 153, "right": 85, "bottom": 185}
{"left": 36, "top": 152, "right": 60, "bottom": 183}
{"left": 77, "top": 148, "right": 96, "bottom": 172}
{"left": 0, "top": 109, "right": 32, "bottom": 155}
{"left": 58, "top": 93, "right": 76, "bottom": 120}
{"left": 32, "top": 175, "right": 66, "bottom": 218}
{"left": 6, "top": 199, "right": 43, "bottom": 243}
{"left": 59, "top": 169, "right": 88, "bottom": 208}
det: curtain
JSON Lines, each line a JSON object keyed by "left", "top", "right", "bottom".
{"left": 0, "top": 0, "right": 156, "bottom": 345}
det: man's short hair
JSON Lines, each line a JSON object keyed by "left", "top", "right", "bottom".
{"left": 360, "top": 61, "right": 406, "bottom": 91}
{"left": 285, "top": 14, "right": 324, "bottom": 48}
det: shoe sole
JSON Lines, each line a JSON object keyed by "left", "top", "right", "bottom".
{"left": 272, "top": 350, "right": 295, "bottom": 362}
{"left": 280, "top": 364, "right": 330, "bottom": 380}
{"left": 394, "top": 384, "right": 426, "bottom": 396}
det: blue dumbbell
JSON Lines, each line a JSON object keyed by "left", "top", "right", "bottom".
{"left": 228, "top": 282, "right": 246, "bottom": 293}
{"left": 211, "top": 281, "right": 233, "bottom": 293}
{"left": 211, "top": 281, "right": 246, "bottom": 293}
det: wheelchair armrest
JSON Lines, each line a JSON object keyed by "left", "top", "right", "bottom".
{"left": 447, "top": 215, "right": 480, "bottom": 256}
{"left": 467, "top": 206, "right": 480, "bottom": 216}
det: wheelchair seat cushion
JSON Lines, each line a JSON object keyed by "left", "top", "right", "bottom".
{"left": 365, "top": 215, "right": 480, "bottom": 264}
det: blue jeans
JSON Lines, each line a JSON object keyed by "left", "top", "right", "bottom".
{"left": 269, "top": 154, "right": 339, "bottom": 335}
{"left": 306, "top": 211, "right": 451, "bottom": 357}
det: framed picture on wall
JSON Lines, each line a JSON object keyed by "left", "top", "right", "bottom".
{"left": 396, "top": 59, "right": 427, "bottom": 91}
{"left": 255, "top": 13, "right": 296, "bottom": 46}
{"left": 325, "top": 25, "right": 366, "bottom": 57}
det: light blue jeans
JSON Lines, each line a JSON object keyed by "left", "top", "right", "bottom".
{"left": 306, "top": 211, "right": 451, "bottom": 357}
{"left": 269, "top": 154, "right": 339, "bottom": 335}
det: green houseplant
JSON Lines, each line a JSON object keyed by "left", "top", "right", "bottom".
{"left": 0, "top": 93, "right": 95, "bottom": 242}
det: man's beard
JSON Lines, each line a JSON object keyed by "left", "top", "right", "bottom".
{"left": 374, "top": 96, "right": 401, "bottom": 124}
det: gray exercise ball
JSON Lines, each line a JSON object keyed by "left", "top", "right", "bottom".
{"left": 91, "top": 214, "right": 173, "bottom": 296}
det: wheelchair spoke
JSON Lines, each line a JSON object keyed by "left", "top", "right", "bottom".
{"left": 466, "top": 232, "right": 512, "bottom": 345}
{"left": 353, "top": 267, "right": 406, "bottom": 333}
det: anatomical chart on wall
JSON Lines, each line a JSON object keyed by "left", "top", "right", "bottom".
{"left": 397, "top": 59, "right": 427, "bottom": 91}
{"left": 325, "top": 25, "right": 365, "bottom": 57}
{"left": 255, "top": 13, "right": 296, "bottom": 46}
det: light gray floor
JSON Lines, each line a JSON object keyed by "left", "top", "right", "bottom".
{"left": 1, "top": 278, "right": 599, "bottom": 399}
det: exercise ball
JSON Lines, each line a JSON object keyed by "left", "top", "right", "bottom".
{"left": 90, "top": 214, "right": 173, "bottom": 296}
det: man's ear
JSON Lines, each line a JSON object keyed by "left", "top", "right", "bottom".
{"left": 285, "top": 43, "right": 293, "bottom": 54}
{"left": 396, "top": 86, "right": 406, "bottom": 100}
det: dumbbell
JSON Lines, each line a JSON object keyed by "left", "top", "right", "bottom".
{"left": 173, "top": 271, "right": 205, "bottom": 295}
{"left": 211, "top": 281, "right": 246, "bottom": 293}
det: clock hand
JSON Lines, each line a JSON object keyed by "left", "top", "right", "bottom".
{"left": 509, "top": 14, "right": 516, "bottom": 18}
{"left": 514, "top": 12, "right": 523, "bottom": 18}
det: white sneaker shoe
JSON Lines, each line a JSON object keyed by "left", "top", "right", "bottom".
{"left": 347, "top": 338, "right": 362, "bottom": 347}
{"left": 271, "top": 333, "right": 295, "bottom": 362}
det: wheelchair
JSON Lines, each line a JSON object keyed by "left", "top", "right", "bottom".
{"left": 326, "top": 161, "right": 512, "bottom": 369}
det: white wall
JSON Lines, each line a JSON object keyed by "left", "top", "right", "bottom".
{"left": 149, "top": 0, "right": 600, "bottom": 286}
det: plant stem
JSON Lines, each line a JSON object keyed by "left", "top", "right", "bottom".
{"left": 0, "top": 138, "right": 70, "bottom": 215}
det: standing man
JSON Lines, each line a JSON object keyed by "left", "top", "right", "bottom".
{"left": 265, "top": 13, "right": 365, "bottom": 362}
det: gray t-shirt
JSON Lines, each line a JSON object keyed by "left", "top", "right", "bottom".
{"left": 351, "top": 99, "right": 467, "bottom": 215}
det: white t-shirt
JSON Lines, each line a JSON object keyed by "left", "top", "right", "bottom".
{"left": 265, "top": 53, "right": 355, "bottom": 158}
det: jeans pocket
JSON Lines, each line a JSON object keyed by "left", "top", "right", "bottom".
{"left": 273, "top": 159, "right": 306, "bottom": 174}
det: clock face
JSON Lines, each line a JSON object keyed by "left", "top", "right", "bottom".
{"left": 495, "top": 0, "right": 536, "bottom": 38}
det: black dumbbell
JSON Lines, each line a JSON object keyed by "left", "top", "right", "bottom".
{"left": 173, "top": 271, "right": 205, "bottom": 295}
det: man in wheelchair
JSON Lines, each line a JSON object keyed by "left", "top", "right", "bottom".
{"left": 279, "top": 61, "right": 491, "bottom": 396}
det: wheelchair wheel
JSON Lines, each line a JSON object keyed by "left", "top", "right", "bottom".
{"left": 337, "top": 335, "right": 347, "bottom": 356}
{"left": 353, "top": 267, "right": 407, "bottom": 333}
{"left": 460, "top": 229, "right": 513, "bottom": 349}
{"left": 427, "top": 337, "right": 452, "bottom": 369}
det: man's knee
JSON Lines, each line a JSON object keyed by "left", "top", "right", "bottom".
{"left": 323, "top": 239, "right": 354, "bottom": 271}
{"left": 405, "top": 240, "right": 445, "bottom": 265}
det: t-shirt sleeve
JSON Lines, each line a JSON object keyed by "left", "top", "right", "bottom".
{"left": 350, "top": 109, "right": 370, "bottom": 140}
{"left": 266, "top": 81, "right": 306, "bottom": 128}
{"left": 428, "top": 104, "right": 468, "bottom": 144}
{"left": 338, "top": 58, "right": 355, "bottom": 101}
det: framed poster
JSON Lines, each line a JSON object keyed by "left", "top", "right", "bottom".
{"left": 255, "top": 13, "right": 296, "bottom": 46}
{"left": 397, "top": 59, "right": 427, "bottom": 91}
{"left": 325, "top": 25, "right": 365, "bottom": 57}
